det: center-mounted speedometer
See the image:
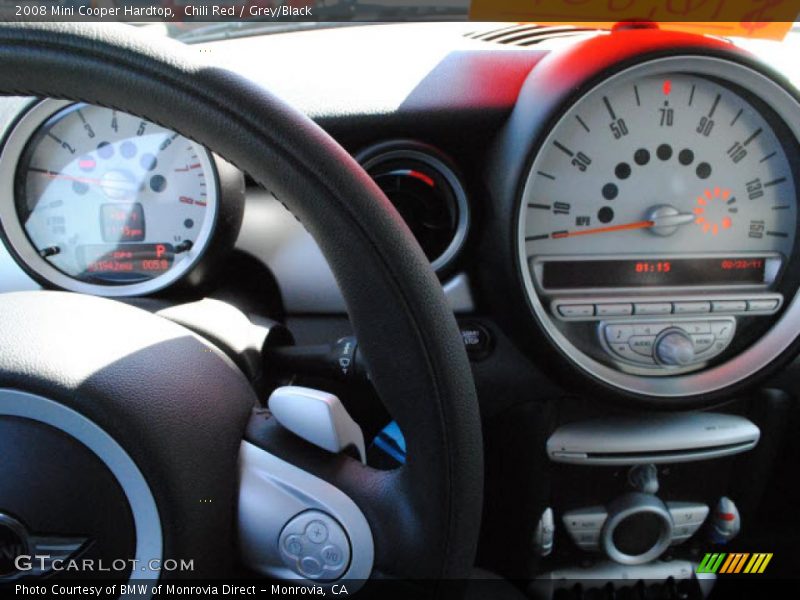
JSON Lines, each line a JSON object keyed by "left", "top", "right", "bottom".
{"left": 500, "top": 36, "right": 800, "bottom": 400}
{"left": 522, "top": 71, "right": 796, "bottom": 286}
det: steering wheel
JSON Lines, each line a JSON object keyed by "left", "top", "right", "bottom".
{"left": 0, "top": 23, "right": 482, "bottom": 591}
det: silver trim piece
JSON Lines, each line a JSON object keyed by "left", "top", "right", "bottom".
{"left": 554, "top": 293, "right": 783, "bottom": 322}
{"left": 517, "top": 56, "right": 800, "bottom": 397}
{"left": 601, "top": 493, "right": 673, "bottom": 566}
{"left": 0, "top": 389, "right": 162, "bottom": 593}
{"left": 0, "top": 99, "right": 219, "bottom": 297}
{"left": 238, "top": 441, "right": 374, "bottom": 591}
{"left": 597, "top": 317, "right": 737, "bottom": 374}
{"left": 359, "top": 147, "right": 470, "bottom": 273}
{"left": 546, "top": 412, "right": 760, "bottom": 465}
{"left": 530, "top": 560, "right": 713, "bottom": 600}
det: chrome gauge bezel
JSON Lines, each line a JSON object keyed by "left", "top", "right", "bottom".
{"left": 0, "top": 99, "right": 220, "bottom": 297}
{"left": 358, "top": 144, "right": 470, "bottom": 273}
{"left": 517, "top": 56, "right": 800, "bottom": 397}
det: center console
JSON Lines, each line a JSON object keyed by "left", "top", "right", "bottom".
{"left": 525, "top": 411, "right": 765, "bottom": 598}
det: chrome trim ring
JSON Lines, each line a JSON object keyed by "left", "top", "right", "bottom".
{"left": 0, "top": 389, "right": 162, "bottom": 592}
{"left": 0, "top": 99, "right": 219, "bottom": 297}
{"left": 518, "top": 56, "right": 800, "bottom": 397}
{"left": 359, "top": 145, "right": 470, "bottom": 273}
{"left": 600, "top": 493, "right": 673, "bottom": 566}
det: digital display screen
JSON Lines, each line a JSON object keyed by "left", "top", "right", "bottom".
{"left": 100, "top": 203, "right": 145, "bottom": 242}
{"left": 541, "top": 257, "right": 768, "bottom": 289}
{"left": 77, "top": 243, "right": 174, "bottom": 281}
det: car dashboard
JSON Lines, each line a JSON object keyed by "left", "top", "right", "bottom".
{"left": 2, "top": 21, "right": 800, "bottom": 596}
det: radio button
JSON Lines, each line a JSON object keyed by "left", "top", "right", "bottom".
{"left": 691, "top": 333, "right": 715, "bottom": 352}
{"left": 629, "top": 336, "right": 656, "bottom": 356}
{"left": 609, "top": 342, "right": 655, "bottom": 365}
{"left": 634, "top": 303, "right": 672, "bottom": 315}
{"left": 605, "top": 324, "right": 634, "bottom": 343}
{"left": 557, "top": 304, "right": 594, "bottom": 318}
{"left": 747, "top": 299, "right": 779, "bottom": 312}
{"left": 712, "top": 300, "right": 747, "bottom": 313}
{"left": 710, "top": 321, "right": 734, "bottom": 340}
{"left": 673, "top": 301, "right": 711, "bottom": 314}
{"left": 633, "top": 323, "right": 669, "bottom": 336}
{"left": 596, "top": 303, "right": 633, "bottom": 317}
{"left": 674, "top": 321, "right": 711, "bottom": 335}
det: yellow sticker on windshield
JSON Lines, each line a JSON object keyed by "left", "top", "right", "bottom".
{"left": 469, "top": 0, "right": 799, "bottom": 40}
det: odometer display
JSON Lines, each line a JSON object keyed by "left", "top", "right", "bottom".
{"left": 542, "top": 257, "right": 768, "bottom": 289}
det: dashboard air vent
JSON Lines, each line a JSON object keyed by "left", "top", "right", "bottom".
{"left": 465, "top": 24, "right": 596, "bottom": 46}
{"left": 356, "top": 141, "right": 469, "bottom": 274}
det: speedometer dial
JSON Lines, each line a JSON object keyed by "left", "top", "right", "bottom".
{"left": 0, "top": 101, "right": 219, "bottom": 296}
{"left": 521, "top": 71, "right": 796, "bottom": 286}
{"left": 508, "top": 50, "right": 800, "bottom": 398}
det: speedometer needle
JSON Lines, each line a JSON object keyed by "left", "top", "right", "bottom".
{"left": 552, "top": 220, "right": 654, "bottom": 238}
{"left": 551, "top": 212, "right": 695, "bottom": 239}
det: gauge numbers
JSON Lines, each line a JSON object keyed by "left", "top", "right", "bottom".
{"left": 521, "top": 72, "right": 797, "bottom": 280}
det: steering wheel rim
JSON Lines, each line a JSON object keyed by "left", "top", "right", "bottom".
{"left": 0, "top": 22, "right": 483, "bottom": 583}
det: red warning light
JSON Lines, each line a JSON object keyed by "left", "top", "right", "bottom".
{"left": 156, "top": 244, "right": 166, "bottom": 258}
{"left": 663, "top": 80, "right": 672, "bottom": 95}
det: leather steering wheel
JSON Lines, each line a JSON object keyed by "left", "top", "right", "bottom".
{"left": 0, "top": 23, "right": 482, "bottom": 590}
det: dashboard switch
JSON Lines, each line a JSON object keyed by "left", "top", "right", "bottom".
{"left": 558, "top": 304, "right": 594, "bottom": 318}
{"left": 712, "top": 300, "right": 747, "bottom": 313}
{"left": 533, "top": 507, "right": 555, "bottom": 557}
{"left": 709, "top": 497, "right": 741, "bottom": 544}
{"left": 596, "top": 303, "right": 633, "bottom": 317}
{"left": 634, "top": 302, "right": 672, "bottom": 315}
{"left": 673, "top": 301, "right": 712, "bottom": 314}
{"left": 747, "top": 299, "right": 779, "bottom": 312}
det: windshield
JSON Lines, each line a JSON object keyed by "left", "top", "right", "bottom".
{"left": 151, "top": 1, "right": 471, "bottom": 42}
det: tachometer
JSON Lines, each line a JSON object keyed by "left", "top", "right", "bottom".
{"left": 0, "top": 101, "right": 226, "bottom": 296}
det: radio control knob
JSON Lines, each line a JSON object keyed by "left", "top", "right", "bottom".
{"left": 655, "top": 329, "right": 695, "bottom": 366}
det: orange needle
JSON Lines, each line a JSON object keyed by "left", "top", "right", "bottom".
{"left": 552, "top": 220, "right": 655, "bottom": 238}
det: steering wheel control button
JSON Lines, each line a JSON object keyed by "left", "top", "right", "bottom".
{"left": 321, "top": 545, "right": 345, "bottom": 567}
{"left": 284, "top": 535, "right": 304, "bottom": 557}
{"left": 306, "top": 520, "right": 329, "bottom": 544}
{"left": 278, "top": 510, "right": 352, "bottom": 581}
{"left": 299, "top": 557, "right": 323, "bottom": 577}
